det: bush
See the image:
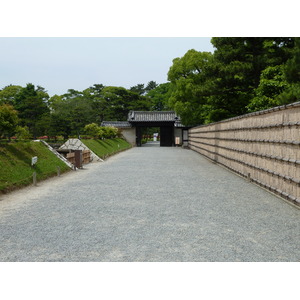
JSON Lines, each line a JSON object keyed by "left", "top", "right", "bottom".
{"left": 84, "top": 123, "right": 102, "bottom": 139}
{"left": 101, "top": 126, "right": 118, "bottom": 139}
{"left": 15, "top": 126, "right": 31, "bottom": 140}
{"left": 84, "top": 123, "right": 118, "bottom": 139}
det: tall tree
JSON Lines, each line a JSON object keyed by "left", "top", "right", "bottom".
{"left": 0, "top": 85, "right": 22, "bottom": 105}
{"left": 147, "top": 82, "right": 172, "bottom": 111}
{"left": 284, "top": 37, "right": 300, "bottom": 83}
{"left": 167, "top": 49, "right": 214, "bottom": 125}
{"left": 247, "top": 65, "right": 288, "bottom": 111}
{"left": 130, "top": 84, "right": 145, "bottom": 95}
{"left": 209, "top": 38, "right": 295, "bottom": 120}
{"left": 0, "top": 104, "right": 19, "bottom": 140}
{"left": 145, "top": 81, "right": 158, "bottom": 93}
{"left": 14, "top": 83, "right": 50, "bottom": 138}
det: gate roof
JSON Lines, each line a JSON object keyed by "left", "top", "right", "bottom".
{"left": 102, "top": 111, "right": 188, "bottom": 128}
{"left": 128, "top": 111, "right": 180, "bottom": 122}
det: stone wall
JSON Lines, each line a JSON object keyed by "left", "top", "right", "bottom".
{"left": 59, "top": 139, "right": 103, "bottom": 162}
{"left": 189, "top": 102, "right": 300, "bottom": 206}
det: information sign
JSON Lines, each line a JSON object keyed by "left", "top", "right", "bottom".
{"left": 31, "top": 156, "right": 38, "bottom": 166}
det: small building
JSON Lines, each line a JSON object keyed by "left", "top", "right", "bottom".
{"left": 102, "top": 111, "right": 190, "bottom": 147}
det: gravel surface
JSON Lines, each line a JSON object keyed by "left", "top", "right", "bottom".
{"left": 1, "top": 143, "right": 300, "bottom": 261}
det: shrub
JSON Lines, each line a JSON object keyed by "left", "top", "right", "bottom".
{"left": 15, "top": 126, "right": 32, "bottom": 140}
{"left": 84, "top": 123, "right": 102, "bottom": 139}
{"left": 101, "top": 126, "right": 118, "bottom": 139}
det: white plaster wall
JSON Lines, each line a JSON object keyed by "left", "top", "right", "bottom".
{"left": 174, "top": 128, "right": 183, "bottom": 145}
{"left": 121, "top": 128, "right": 136, "bottom": 146}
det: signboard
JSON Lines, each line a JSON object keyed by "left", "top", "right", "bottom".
{"left": 31, "top": 156, "right": 38, "bottom": 166}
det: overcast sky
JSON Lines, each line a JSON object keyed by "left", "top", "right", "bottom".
{"left": 0, "top": 37, "right": 215, "bottom": 96}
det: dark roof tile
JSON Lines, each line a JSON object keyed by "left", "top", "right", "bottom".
{"left": 128, "top": 111, "right": 180, "bottom": 122}
{"left": 101, "top": 121, "right": 132, "bottom": 128}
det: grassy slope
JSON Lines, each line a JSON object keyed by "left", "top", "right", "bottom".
{"left": 82, "top": 138, "right": 132, "bottom": 159}
{"left": 0, "top": 141, "right": 70, "bottom": 193}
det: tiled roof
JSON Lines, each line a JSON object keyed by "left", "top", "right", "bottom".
{"left": 101, "top": 121, "right": 132, "bottom": 128}
{"left": 174, "top": 120, "right": 186, "bottom": 128}
{"left": 128, "top": 111, "right": 180, "bottom": 122}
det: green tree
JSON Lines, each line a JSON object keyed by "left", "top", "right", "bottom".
{"left": 145, "top": 81, "right": 158, "bottom": 93}
{"left": 50, "top": 89, "right": 96, "bottom": 138}
{"left": 0, "top": 85, "right": 22, "bottom": 105}
{"left": 167, "top": 38, "right": 296, "bottom": 126}
{"left": 100, "top": 86, "right": 151, "bottom": 121}
{"left": 14, "top": 83, "right": 50, "bottom": 138}
{"left": 147, "top": 82, "right": 172, "bottom": 111}
{"left": 247, "top": 65, "right": 288, "bottom": 112}
{"left": 209, "top": 37, "right": 295, "bottom": 120}
{"left": 15, "top": 126, "right": 31, "bottom": 140}
{"left": 0, "top": 104, "right": 19, "bottom": 140}
{"left": 285, "top": 38, "right": 300, "bottom": 83}
{"left": 167, "top": 49, "right": 214, "bottom": 125}
{"left": 275, "top": 38, "right": 300, "bottom": 104}
{"left": 130, "top": 84, "right": 145, "bottom": 95}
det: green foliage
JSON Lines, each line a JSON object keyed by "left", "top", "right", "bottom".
{"left": 0, "top": 104, "right": 19, "bottom": 139}
{"left": 0, "top": 141, "right": 70, "bottom": 192}
{"left": 285, "top": 37, "right": 300, "bottom": 83}
{"left": 101, "top": 126, "right": 118, "bottom": 139}
{"left": 84, "top": 123, "right": 103, "bottom": 138}
{"left": 83, "top": 138, "right": 131, "bottom": 159}
{"left": 0, "top": 81, "right": 156, "bottom": 140}
{"left": 147, "top": 83, "right": 172, "bottom": 111}
{"left": 0, "top": 85, "right": 22, "bottom": 105}
{"left": 130, "top": 83, "right": 145, "bottom": 95}
{"left": 145, "top": 80, "right": 158, "bottom": 92}
{"left": 2, "top": 37, "right": 300, "bottom": 134}
{"left": 84, "top": 123, "right": 118, "bottom": 139}
{"left": 130, "top": 81, "right": 158, "bottom": 95}
{"left": 14, "top": 83, "right": 50, "bottom": 138}
{"left": 276, "top": 83, "right": 300, "bottom": 104}
{"left": 167, "top": 49, "right": 214, "bottom": 125}
{"left": 247, "top": 65, "right": 288, "bottom": 112}
{"left": 15, "top": 126, "right": 31, "bottom": 140}
{"left": 168, "top": 38, "right": 297, "bottom": 125}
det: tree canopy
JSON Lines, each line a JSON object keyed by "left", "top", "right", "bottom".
{"left": 167, "top": 37, "right": 299, "bottom": 126}
{"left": 1, "top": 37, "right": 300, "bottom": 140}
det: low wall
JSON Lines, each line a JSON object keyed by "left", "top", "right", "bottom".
{"left": 189, "top": 101, "right": 300, "bottom": 206}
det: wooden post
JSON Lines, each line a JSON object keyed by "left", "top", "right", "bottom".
{"left": 57, "top": 166, "right": 61, "bottom": 177}
{"left": 247, "top": 173, "right": 251, "bottom": 182}
{"left": 33, "top": 172, "right": 37, "bottom": 186}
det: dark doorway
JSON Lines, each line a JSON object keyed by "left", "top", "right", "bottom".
{"left": 160, "top": 126, "right": 173, "bottom": 146}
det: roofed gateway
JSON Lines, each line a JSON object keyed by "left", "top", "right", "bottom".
{"left": 102, "top": 111, "right": 190, "bottom": 147}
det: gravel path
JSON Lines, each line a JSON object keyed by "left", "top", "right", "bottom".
{"left": 1, "top": 144, "right": 300, "bottom": 261}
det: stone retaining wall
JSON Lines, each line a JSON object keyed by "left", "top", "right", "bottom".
{"left": 59, "top": 139, "right": 103, "bottom": 163}
{"left": 189, "top": 101, "right": 300, "bottom": 206}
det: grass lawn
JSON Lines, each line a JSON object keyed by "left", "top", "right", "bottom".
{"left": 82, "top": 138, "right": 132, "bottom": 159}
{"left": 0, "top": 141, "right": 71, "bottom": 193}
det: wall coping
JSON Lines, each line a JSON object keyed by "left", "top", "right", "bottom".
{"left": 191, "top": 101, "right": 300, "bottom": 130}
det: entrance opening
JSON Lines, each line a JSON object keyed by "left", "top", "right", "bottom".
{"left": 140, "top": 127, "right": 160, "bottom": 146}
{"left": 137, "top": 126, "right": 174, "bottom": 147}
{"left": 160, "top": 126, "right": 173, "bottom": 147}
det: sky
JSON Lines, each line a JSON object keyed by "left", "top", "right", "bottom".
{"left": 0, "top": 37, "right": 215, "bottom": 96}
